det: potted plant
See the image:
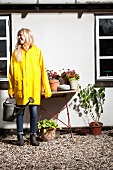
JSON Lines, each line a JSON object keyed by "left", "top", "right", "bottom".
{"left": 47, "top": 70, "right": 60, "bottom": 91}
{"left": 37, "top": 119, "right": 61, "bottom": 141}
{"left": 47, "top": 70, "right": 60, "bottom": 80}
{"left": 75, "top": 84, "right": 105, "bottom": 135}
{"left": 60, "top": 69, "right": 80, "bottom": 89}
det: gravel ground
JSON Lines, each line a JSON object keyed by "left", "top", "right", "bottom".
{"left": 0, "top": 129, "right": 113, "bottom": 170}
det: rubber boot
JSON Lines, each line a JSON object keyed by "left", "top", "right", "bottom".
{"left": 17, "top": 134, "right": 24, "bottom": 146}
{"left": 30, "top": 134, "right": 39, "bottom": 146}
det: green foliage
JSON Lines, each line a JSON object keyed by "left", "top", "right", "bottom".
{"left": 37, "top": 119, "right": 61, "bottom": 134}
{"left": 76, "top": 84, "right": 105, "bottom": 122}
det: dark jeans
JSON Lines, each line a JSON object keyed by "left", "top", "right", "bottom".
{"left": 16, "top": 105, "right": 38, "bottom": 134}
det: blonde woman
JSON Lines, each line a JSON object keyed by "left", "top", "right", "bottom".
{"left": 8, "top": 28, "right": 52, "bottom": 146}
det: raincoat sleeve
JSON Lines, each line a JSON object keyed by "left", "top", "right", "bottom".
{"left": 8, "top": 53, "right": 15, "bottom": 96}
{"left": 39, "top": 50, "right": 52, "bottom": 98}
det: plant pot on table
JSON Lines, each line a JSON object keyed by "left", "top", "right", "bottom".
{"left": 49, "top": 79, "right": 59, "bottom": 92}
{"left": 62, "top": 77, "right": 70, "bottom": 85}
{"left": 69, "top": 79, "right": 78, "bottom": 90}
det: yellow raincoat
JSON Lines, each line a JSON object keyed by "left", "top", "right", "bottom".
{"left": 8, "top": 45, "right": 52, "bottom": 105}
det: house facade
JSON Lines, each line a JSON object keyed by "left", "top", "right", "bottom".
{"left": 0, "top": 0, "right": 113, "bottom": 129}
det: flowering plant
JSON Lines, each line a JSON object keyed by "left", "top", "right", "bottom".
{"left": 61, "top": 69, "right": 80, "bottom": 81}
{"left": 47, "top": 70, "right": 60, "bottom": 80}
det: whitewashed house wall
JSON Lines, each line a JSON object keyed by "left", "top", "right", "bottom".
{"left": 0, "top": 4, "right": 113, "bottom": 128}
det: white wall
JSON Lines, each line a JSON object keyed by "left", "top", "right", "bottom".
{"left": 12, "top": 13, "right": 95, "bottom": 83}
{"left": 1, "top": 12, "right": 113, "bottom": 128}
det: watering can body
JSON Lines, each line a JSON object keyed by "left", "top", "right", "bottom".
{"left": 3, "top": 97, "right": 34, "bottom": 122}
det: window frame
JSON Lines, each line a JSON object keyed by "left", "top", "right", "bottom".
{"left": 0, "top": 15, "right": 10, "bottom": 82}
{"left": 95, "top": 15, "right": 113, "bottom": 87}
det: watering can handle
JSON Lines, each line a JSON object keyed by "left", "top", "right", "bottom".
{"left": 4, "top": 97, "right": 34, "bottom": 104}
{"left": 4, "top": 97, "right": 15, "bottom": 104}
{"left": 13, "top": 97, "right": 34, "bottom": 119}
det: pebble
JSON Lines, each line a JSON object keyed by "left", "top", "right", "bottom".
{"left": 0, "top": 130, "right": 113, "bottom": 169}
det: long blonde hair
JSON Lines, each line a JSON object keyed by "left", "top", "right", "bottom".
{"left": 14, "top": 28, "right": 34, "bottom": 62}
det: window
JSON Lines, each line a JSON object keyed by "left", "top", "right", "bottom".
{"left": 0, "top": 16, "right": 10, "bottom": 81}
{"left": 95, "top": 16, "right": 113, "bottom": 87}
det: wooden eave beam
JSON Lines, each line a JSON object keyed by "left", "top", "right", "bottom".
{"left": 0, "top": 3, "right": 113, "bottom": 13}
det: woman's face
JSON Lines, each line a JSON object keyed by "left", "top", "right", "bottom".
{"left": 18, "top": 31, "right": 26, "bottom": 45}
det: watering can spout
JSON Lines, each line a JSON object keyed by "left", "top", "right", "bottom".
{"left": 28, "top": 97, "right": 34, "bottom": 103}
{"left": 3, "top": 97, "right": 34, "bottom": 122}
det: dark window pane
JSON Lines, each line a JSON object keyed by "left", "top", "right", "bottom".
{"left": 0, "top": 40, "right": 7, "bottom": 57}
{"left": 100, "top": 39, "right": 113, "bottom": 56}
{"left": 100, "top": 59, "right": 113, "bottom": 76}
{"left": 0, "top": 20, "right": 6, "bottom": 37}
{"left": 0, "top": 60, "right": 7, "bottom": 78}
{"left": 99, "top": 19, "right": 113, "bottom": 36}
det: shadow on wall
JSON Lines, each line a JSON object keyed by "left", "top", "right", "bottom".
{"left": 71, "top": 97, "right": 102, "bottom": 127}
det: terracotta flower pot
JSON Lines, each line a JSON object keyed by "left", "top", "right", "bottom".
{"left": 40, "top": 128, "right": 56, "bottom": 142}
{"left": 49, "top": 79, "right": 59, "bottom": 92}
{"left": 89, "top": 122, "right": 103, "bottom": 135}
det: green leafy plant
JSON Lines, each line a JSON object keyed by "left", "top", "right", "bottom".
{"left": 76, "top": 84, "right": 105, "bottom": 122}
{"left": 37, "top": 119, "right": 61, "bottom": 134}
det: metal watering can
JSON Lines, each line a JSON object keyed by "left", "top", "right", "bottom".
{"left": 3, "top": 97, "right": 34, "bottom": 122}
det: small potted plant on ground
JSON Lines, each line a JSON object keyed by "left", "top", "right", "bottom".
{"left": 37, "top": 119, "right": 61, "bottom": 141}
{"left": 75, "top": 84, "right": 105, "bottom": 135}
